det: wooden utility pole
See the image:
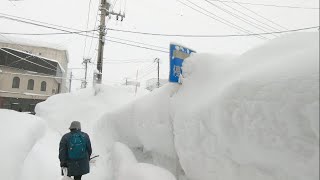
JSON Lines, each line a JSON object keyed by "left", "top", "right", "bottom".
{"left": 155, "top": 58, "right": 160, "bottom": 88}
{"left": 82, "top": 58, "right": 91, "bottom": 88}
{"left": 69, "top": 71, "right": 73, "bottom": 92}
{"left": 96, "top": 0, "right": 125, "bottom": 84}
{"left": 96, "top": 0, "right": 109, "bottom": 84}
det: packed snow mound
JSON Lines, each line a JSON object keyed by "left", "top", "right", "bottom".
{"left": 173, "top": 32, "right": 319, "bottom": 180}
{"left": 33, "top": 85, "right": 145, "bottom": 180}
{"left": 98, "top": 32, "right": 319, "bottom": 180}
{"left": 112, "top": 142, "right": 176, "bottom": 180}
{"left": 0, "top": 109, "right": 46, "bottom": 180}
{"left": 35, "top": 85, "right": 139, "bottom": 135}
{"left": 19, "top": 130, "right": 61, "bottom": 180}
{"left": 95, "top": 84, "right": 182, "bottom": 175}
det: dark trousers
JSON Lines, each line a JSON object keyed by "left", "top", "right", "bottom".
{"left": 68, "top": 175, "right": 82, "bottom": 180}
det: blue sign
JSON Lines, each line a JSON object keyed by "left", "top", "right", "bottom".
{"left": 169, "top": 43, "right": 196, "bottom": 83}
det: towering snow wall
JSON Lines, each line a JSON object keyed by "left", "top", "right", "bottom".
{"left": 0, "top": 110, "right": 46, "bottom": 180}
{"left": 97, "top": 32, "right": 319, "bottom": 180}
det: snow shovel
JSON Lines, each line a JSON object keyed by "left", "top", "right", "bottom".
{"left": 89, "top": 155, "right": 100, "bottom": 166}
{"left": 61, "top": 168, "right": 73, "bottom": 180}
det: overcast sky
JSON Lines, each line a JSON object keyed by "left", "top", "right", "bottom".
{"left": 0, "top": 0, "right": 318, "bottom": 90}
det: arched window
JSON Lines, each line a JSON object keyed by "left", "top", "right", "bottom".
{"left": 12, "top": 77, "right": 20, "bottom": 88}
{"left": 27, "top": 79, "right": 34, "bottom": 90}
{"left": 41, "top": 81, "right": 47, "bottom": 91}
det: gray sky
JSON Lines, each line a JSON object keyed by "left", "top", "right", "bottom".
{"left": 0, "top": 0, "right": 318, "bottom": 90}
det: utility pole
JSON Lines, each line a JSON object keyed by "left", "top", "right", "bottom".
{"left": 69, "top": 71, "right": 73, "bottom": 92}
{"left": 155, "top": 58, "right": 160, "bottom": 88}
{"left": 96, "top": 0, "right": 125, "bottom": 84}
{"left": 135, "top": 69, "right": 139, "bottom": 96}
{"left": 82, "top": 58, "right": 91, "bottom": 88}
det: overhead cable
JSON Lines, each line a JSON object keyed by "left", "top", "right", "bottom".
{"left": 207, "top": 0, "right": 320, "bottom": 10}
{"left": 177, "top": 0, "right": 267, "bottom": 40}
{"left": 229, "top": 0, "right": 289, "bottom": 30}
{"left": 107, "top": 26, "right": 319, "bottom": 37}
{"left": 205, "top": 0, "right": 282, "bottom": 32}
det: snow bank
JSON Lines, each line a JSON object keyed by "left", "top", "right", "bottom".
{"left": 95, "top": 84, "right": 182, "bottom": 175}
{"left": 173, "top": 32, "right": 319, "bottom": 180}
{"left": 112, "top": 142, "right": 176, "bottom": 180}
{"left": 19, "top": 129, "right": 61, "bottom": 180}
{"left": 33, "top": 85, "right": 144, "bottom": 180}
{"left": 98, "top": 32, "right": 319, "bottom": 180}
{"left": 35, "top": 85, "right": 138, "bottom": 135}
{"left": 0, "top": 109, "right": 46, "bottom": 180}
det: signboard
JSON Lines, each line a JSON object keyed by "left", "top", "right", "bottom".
{"left": 169, "top": 43, "right": 196, "bottom": 83}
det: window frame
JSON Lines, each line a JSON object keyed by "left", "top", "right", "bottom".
{"left": 12, "top": 77, "right": 20, "bottom": 89}
{"left": 40, "top": 81, "right": 47, "bottom": 92}
{"left": 27, "top": 79, "right": 35, "bottom": 90}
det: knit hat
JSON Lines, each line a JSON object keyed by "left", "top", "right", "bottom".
{"left": 69, "top": 121, "right": 81, "bottom": 130}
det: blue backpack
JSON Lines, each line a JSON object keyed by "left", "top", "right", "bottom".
{"left": 68, "top": 132, "right": 87, "bottom": 160}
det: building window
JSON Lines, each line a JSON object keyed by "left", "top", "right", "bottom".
{"left": 27, "top": 79, "right": 34, "bottom": 90}
{"left": 41, "top": 81, "right": 47, "bottom": 91}
{"left": 12, "top": 77, "right": 20, "bottom": 88}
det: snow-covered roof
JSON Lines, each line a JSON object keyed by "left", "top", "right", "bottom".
{"left": 3, "top": 47, "right": 66, "bottom": 73}
{"left": 0, "top": 35, "right": 67, "bottom": 51}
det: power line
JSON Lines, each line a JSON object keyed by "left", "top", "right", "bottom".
{"left": 107, "top": 26, "right": 319, "bottom": 37}
{"left": 203, "top": 0, "right": 277, "bottom": 36}
{"left": 0, "top": 12, "right": 80, "bottom": 32}
{"left": 0, "top": 48, "right": 58, "bottom": 72}
{"left": 106, "top": 35, "right": 168, "bottom": 50}
{"left": 0, "top": 33, "right": 64, "bottom": 71}
{"left": 177, "top": 0, "right": 267, "bottom": 40}
{"left": 229, "top": 0, "right": 289, "bottom": 30}
{"left": 0, "top": 29, "right": 98, "bottom": 35}
{"left": 0, "top": 15, "right": 73, "bottom": 33}
{"left": 1, "top": 14, "right": 317, "bottom": 38}
{"left": 83, "top": 0, "right": 93, "bottom": 58}
{"left": 105, "top": 38, "right": 169, "bottom": 53}
{"left": 138, "top": 67, "right": 157, "bottom": 80}
{"left": 207, "top": 0, "right": 320, "bottom": 10}
{"left": 205, "top": 0, "right": 282, "bottom": 32}
{"left": 87, "top": 4, "right": 100, "bottom": 58}
{"left": 0, "top": 14, "right": 169, "bottom": 53}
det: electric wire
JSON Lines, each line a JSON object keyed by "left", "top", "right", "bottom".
{"left": 107, "top": 26, "right": 319, "bottom": 37}
{"left": 0, "top": 29, "right": 98, "bottom": 35}
{"left": 207, "top": 0, "right": 320, "bottom": 10}
{"left": 0, "top": 48, "right": 58, "bottom": 72}
{"left": 202, "top": 0, "right": 276, "bottom": 34}
{"left": 1, "top": 14, "right": 317, "bottom": 38}
{"left": 83, "top": 0, "right": 93, "bottom": 58}
{"left": 229, "top": 0, "right": 289, "bottom": 30}
{"left": 205, "top": 0, "right": 282, "bottom": 32}
{"left": 87, "top": 5, "right": 100, "bottom": 58}
{"left": 0, "top": 14, "right": 169, "bottom": 53}
{"left": 0, "top": 33, "right": 61, "bottom": 71}
{"left": 176, "top": 0, "right": 268, "bottom": 39}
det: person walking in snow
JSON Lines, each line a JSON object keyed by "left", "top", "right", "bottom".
{"left": 59, "top": 121, "right": 92, "bottom": 180}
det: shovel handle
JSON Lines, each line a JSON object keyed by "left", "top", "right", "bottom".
{"left": 90, "top": 155, "right": 99, "bottom": 160}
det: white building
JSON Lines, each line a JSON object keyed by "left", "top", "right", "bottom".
{"left": 0, "top": 37, "right": 69, "bottom": 112}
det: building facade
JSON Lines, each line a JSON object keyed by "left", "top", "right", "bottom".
{"left": 0, "top": 39, "right": 68, "bottom": 112}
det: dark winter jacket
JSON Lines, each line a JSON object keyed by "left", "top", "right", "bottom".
{"left": 59, "top": 130, "right": 92, "bottom": 176}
